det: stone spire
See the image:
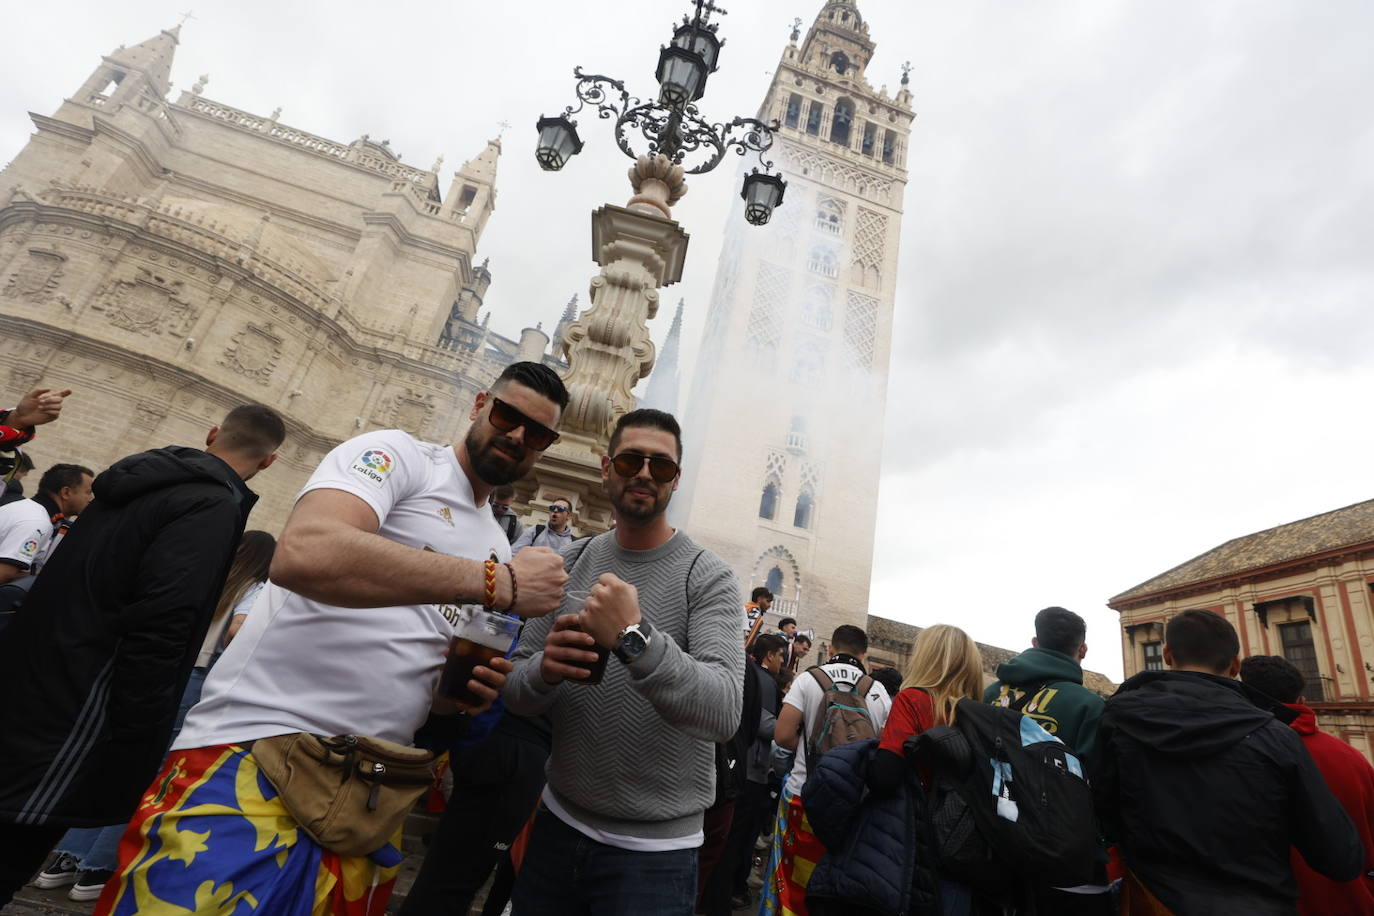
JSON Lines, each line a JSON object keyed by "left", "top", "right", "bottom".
{"left": 107, "top": 25, "right": 181, "bottom": 98}
{"left": 446, "top": 138, "right": 501, "bottom": 240}
{"left": 640, "top": 298, "right": 685, "bottom": 415}
{"left": 552, "top": 293, "right": 579, "bottom": 360}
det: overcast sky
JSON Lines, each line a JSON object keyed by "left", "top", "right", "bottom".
{"left": 6, "top": 2, "right": 1374, "bottom": 681}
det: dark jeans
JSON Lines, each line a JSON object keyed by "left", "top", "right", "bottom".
{"left": 701, "top": 780, "right": 772, "bottom": 914}
{"left": 0, "top": 822, "right": 65, "bottom": 906}
{"left": 695, "top": 799, "right": 735, "bottom": 907}
{"left": 399, "top": 729, "right": 548, "bottom": 916}
{"left": 511, "top": 806, "right": 699, "bottom": 916}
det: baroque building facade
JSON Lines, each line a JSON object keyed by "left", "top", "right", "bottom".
{"left": 1110, "top": 498, "right": 1374, "bottom": 761}
{"left": 677, "top": 0, "right": 914, "bottom": 641}
{"left": 0, "top": 26, "right": 560, "bottom": 532}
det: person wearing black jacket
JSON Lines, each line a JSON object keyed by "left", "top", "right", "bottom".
{"left": 0, "top": 404, "right": 284, "bottom": 907}
{"left": 1094, "top": 609, "right": 1362, "bottom": 915}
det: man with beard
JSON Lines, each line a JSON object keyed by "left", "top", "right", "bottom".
{"left": 93, "top": 362, "right": 571, "bottom": 916}
{"left": 505, "top": 409, "right": 744, "bottom": 916}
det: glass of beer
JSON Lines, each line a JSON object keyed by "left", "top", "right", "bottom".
{"left": 563, "top": 591, "right": 611, "bottom": 686}
{"left": 439, "top": 608, "right": 522, "bottom": 705}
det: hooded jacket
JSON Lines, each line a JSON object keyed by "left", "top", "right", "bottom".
{"left": 0, "top": 446, "right": 256, "bottom": 828}
{"left": 1095, "top": 670, "right": 1363, "bottom": 915}
{"left": 1282, "top": 703, "right": 1374, "bottom": 915}
{"left": 984, "top": 646, "right": 1104, "bottom": 765}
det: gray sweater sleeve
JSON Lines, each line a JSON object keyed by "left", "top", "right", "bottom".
{"left": 504, "top": 611, "right": 561, "bottom": 716}
{"left": 623, "top": 556, "right": 744, "bottom": 743}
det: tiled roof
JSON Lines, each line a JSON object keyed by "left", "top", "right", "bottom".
{"left": 1111, "top": 497, "right": 1374, "bottom": 605}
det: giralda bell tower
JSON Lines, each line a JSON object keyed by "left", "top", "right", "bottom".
{"left": 676, "top": 0, "right": 914, "bottom": 643}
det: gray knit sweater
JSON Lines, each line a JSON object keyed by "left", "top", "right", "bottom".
{"left": 505, "top": 530, "right": 744, "bottom": 842}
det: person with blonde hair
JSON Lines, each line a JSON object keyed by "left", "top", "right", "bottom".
{"left": 870, "top": 624, "right": 983, "bottom": 791}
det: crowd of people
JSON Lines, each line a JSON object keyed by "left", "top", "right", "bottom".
{"left": 0, "top": 368, "right": 1369, "bottom": 916}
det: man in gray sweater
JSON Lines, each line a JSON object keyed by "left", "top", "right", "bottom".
{"left": 505, "top": 409, "right": 744, "bottom": 915}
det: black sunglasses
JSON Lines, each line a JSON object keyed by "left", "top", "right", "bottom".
{"left": 488, "top": 396, "right": 559, "bottom": 451}
{"left": 548, "top": 504, "right": 570, "bottom": 513}
{"left": 610, "top": 451, "right": 680, "bottom": 483}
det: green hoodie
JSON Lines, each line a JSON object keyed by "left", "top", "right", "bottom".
{"left": 983, "top": 646, "right": 1105, "bottom": 766}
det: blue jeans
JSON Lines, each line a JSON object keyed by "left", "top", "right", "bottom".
{"left": 511, "top": 806, "right": 699, "bottom": 916}
{"left": 54, "top": 824, "right": 123, "bottom": 872}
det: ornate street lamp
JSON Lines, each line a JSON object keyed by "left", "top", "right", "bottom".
{"left": 532, "top": 0, "right": 785, "bottom": 224}
{"left": 535, "top": 115, "right": 584, "bottom": 171}
{"left": 741, "top": 168, "right": 786, "bottom": 226}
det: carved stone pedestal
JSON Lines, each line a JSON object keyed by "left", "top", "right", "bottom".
{"left": 520, "top": 155, "right": 690, "bottom": 536}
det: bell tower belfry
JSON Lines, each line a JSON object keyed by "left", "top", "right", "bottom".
{"left": 676, "top": 0, "right": 914, "bottom": 642}
{"left": 64, "top": 26, "right": 180, "bottom": 120}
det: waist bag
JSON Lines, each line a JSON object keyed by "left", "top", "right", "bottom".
{"left": 251, "top": 733, "right": 436, "bottom": 857}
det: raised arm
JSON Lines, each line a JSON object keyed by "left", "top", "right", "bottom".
{"left": 271, "top": 488, "right": 564, "bottom": 614}
{"left": 575, "top": 563, "right": 744, "bottom": 742}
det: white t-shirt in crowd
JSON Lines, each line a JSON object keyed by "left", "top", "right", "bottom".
{"left": 782, "top": 660, "right": 891, "bottom": 790}
{"left": 0, "top": 499, "right": 52, "bottom": 573}
{"left": 175, "top": 430, "right": 512, "bottom": 750}
{"left": 194, "top": 580, "right": 266, "bottom": 669}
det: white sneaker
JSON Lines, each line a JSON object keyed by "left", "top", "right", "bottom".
{"left": 31, "top": 852, "right": 80, "bottom": 889}
{"left": 68, "top": 868, "right": 114, "bottom": 901}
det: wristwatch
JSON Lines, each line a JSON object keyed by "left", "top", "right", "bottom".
{"left": 612, "top": 622, "right": 651, "bottom": 665}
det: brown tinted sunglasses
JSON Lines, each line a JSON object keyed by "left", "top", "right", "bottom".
{"left": 488, "top": 396, "right": 560, "bottom": 450}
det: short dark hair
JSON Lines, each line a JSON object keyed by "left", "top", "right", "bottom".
{"left": 217, "top": 404, "right": 286, "bottom": 459}
{"left": 751, "top": 633, "right": 788, "bottom": 664}
{"left": 871, "top": 666, "right": 903, "bottom": 697}
{"left": 751, "top": 586, "right": 774, "bottom": 602}
{"left": 39, "top": 463, "right": 94, "bottom": 496}
{"left": 1035, "top": 606, "right": 1087, "bottom": 656}
{"left": 495, "top": 361, "right": 570, "bottom": 410}
{"left": 1240, "top": 655, "right": 1307, "bottom": 704}
{"left": 1165, "top": 610, "right": 1240, "bottom": 674}
{"left": 793, "top": 634, "right": 812, "bottom": 647}
{"left": 549, "top": 496, "right": 572, "bottom": 509}
{"left": 492, "top": 484, "right": 516, "bottom": 500}
{"left": 831, "top": 624, "right": 868, "bottom": 656}
{"left": 17, "top": 451, "right": 34, "bottom": 473}
{"left": 778, "top": 616, "right": 797, "bottom": 629}
{"left": 609, "top": 408, "right": 682, "bottom": 461}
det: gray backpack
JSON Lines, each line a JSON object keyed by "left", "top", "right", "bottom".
{"left": 805, "top": 668, "right": 878, "bottom": 761}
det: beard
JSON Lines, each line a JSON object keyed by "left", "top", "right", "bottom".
{"left": 465, "top": 424, "right": 534, "bottom": 486}
{"left": 609, "top": 475, "right": 670, "bottom": 521}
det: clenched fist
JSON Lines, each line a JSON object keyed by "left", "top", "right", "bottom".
{"left": 577, "top": 573, "right": 641, "bottom": 649}
{"left": 508, "top": 546, "right": 569, "bottom": 618}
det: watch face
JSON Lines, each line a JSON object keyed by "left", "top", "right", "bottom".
{"left": 616, "top": 625, "right": 649, "bottom": 663}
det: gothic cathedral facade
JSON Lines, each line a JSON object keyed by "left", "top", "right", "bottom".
{"left": 678, "top": 0, "right": 914, "bottom": 642}
{"left": 0, "top": 26, "right": 559, "bottom": 531}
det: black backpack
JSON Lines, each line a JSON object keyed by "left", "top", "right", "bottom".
{"left": 908, "top": 698, "right": 1096, "bottom": 894}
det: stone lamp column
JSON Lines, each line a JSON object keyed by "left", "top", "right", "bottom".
{"left": 519, "top": 155, "right": 690, "bottom": 536}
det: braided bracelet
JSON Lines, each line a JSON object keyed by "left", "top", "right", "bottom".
{"left": 504, "top": 562, "right": 518, "bottom": 612}
{"left": 483, "top": 556, "right": 498, "bottom": 609}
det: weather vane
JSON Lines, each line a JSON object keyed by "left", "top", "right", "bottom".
{"left": 178, "top": 9, "right": 196, "bottom": 27}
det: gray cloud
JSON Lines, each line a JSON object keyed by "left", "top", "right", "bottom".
{"left": 6, "top": 2, "right": 1372, "bottom": 680}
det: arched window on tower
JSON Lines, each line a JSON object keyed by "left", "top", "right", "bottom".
{"left": 785, "top": 93, "right": 803, "bottom": 129}
{"left": 882, "top": 129, "right": 896, "bottom": 165}
{"left": 831, "top": 99, "right": 855, "bottom": 147}
{"left": 831, "top": 51, "right": 851, "bottom": 75}
{"left": 759, "top": 481, "right": 779, "bottom": 520}
{"left": 766, "top": 566, "right": 784, "bottom": 596}
{"left": 794, "top": 489, "right": 815, "bottom": 529}
{"left": 806, "top": 101, "right": 824, "bottom": 136}
{"left": 862, "top": 121, "right": 877, "bottom": 157}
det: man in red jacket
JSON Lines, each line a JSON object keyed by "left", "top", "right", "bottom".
{"left": 1241, "top": 654, "right": 1374, "bottom": 915}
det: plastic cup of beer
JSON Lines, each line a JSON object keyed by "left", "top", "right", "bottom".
{"left": 439, "top": 608, "right": 522, "bottom": 705}
{"left": 563, "top": 591, "right": 611, "bottom": 686}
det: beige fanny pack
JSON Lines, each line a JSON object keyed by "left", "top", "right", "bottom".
{"left": 251, "top": 733, "right": 436, "bottom": 858}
